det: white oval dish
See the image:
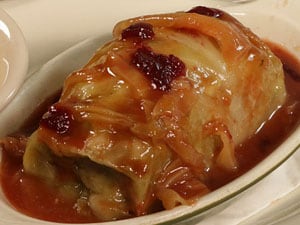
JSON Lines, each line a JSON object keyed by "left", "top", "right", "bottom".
{"left": 0, "top": 8, "right": 28, "bottom": 112}
{"left": 0, "top": 9, "right": 300, "bottom": 225}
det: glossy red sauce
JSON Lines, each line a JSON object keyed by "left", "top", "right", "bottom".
{"left": 0, "top": 44, "right": 300, "bottom": 223}
{"left": 0, "top": 157, "right": 97, "bottom": 223}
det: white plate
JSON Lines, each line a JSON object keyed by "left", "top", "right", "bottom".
{"left": 0, "top": 8, "right": 28, "bottom": 111}
{"left": 0, "top": 2, "right": 300, "bottom": 225}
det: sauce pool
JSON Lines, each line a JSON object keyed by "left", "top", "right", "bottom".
{"left": 1, "top": 43, "right": 300, "bottom": 223}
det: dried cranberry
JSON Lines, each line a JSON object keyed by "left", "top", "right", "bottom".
{"left": 121, "top": 22, "right": 154, "bottom": 40}
{"left": 187, "top": 6, "right": 224, "bottom": 18}
{"left": 132, "top": 47, "right": 185, "bottom": 91}
{"left": 40, "top": 104, "right": 74, "bottom": 135}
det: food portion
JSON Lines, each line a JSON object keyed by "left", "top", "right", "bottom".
{"left": 0, "top": 6, "right": 291, "bottom": 223}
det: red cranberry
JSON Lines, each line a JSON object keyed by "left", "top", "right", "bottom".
{"left": 187, "top": 6, "right": 224, "bottom": 18}
{"left": 121, "top": 22, "right": 154, "bottom": 40}
{"left": 132, "top": 47, "right": 185, "bottom": 91}
{"left": 40, "top": 104, "right": 74, "bottom": 135}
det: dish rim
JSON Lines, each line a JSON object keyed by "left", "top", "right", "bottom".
{"left": 0, "top": 8, "right": 28, "bottom": 112}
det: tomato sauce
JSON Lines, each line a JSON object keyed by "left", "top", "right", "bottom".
{"left": 0, "top": 157, "right": 97, "bottom": 223}
{"left": 1, "top": 43, "right": 300, "bottom": 223}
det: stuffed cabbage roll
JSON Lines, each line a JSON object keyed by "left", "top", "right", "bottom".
{"left": 23, "top": 6, "right": 286, "bottom": 221}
